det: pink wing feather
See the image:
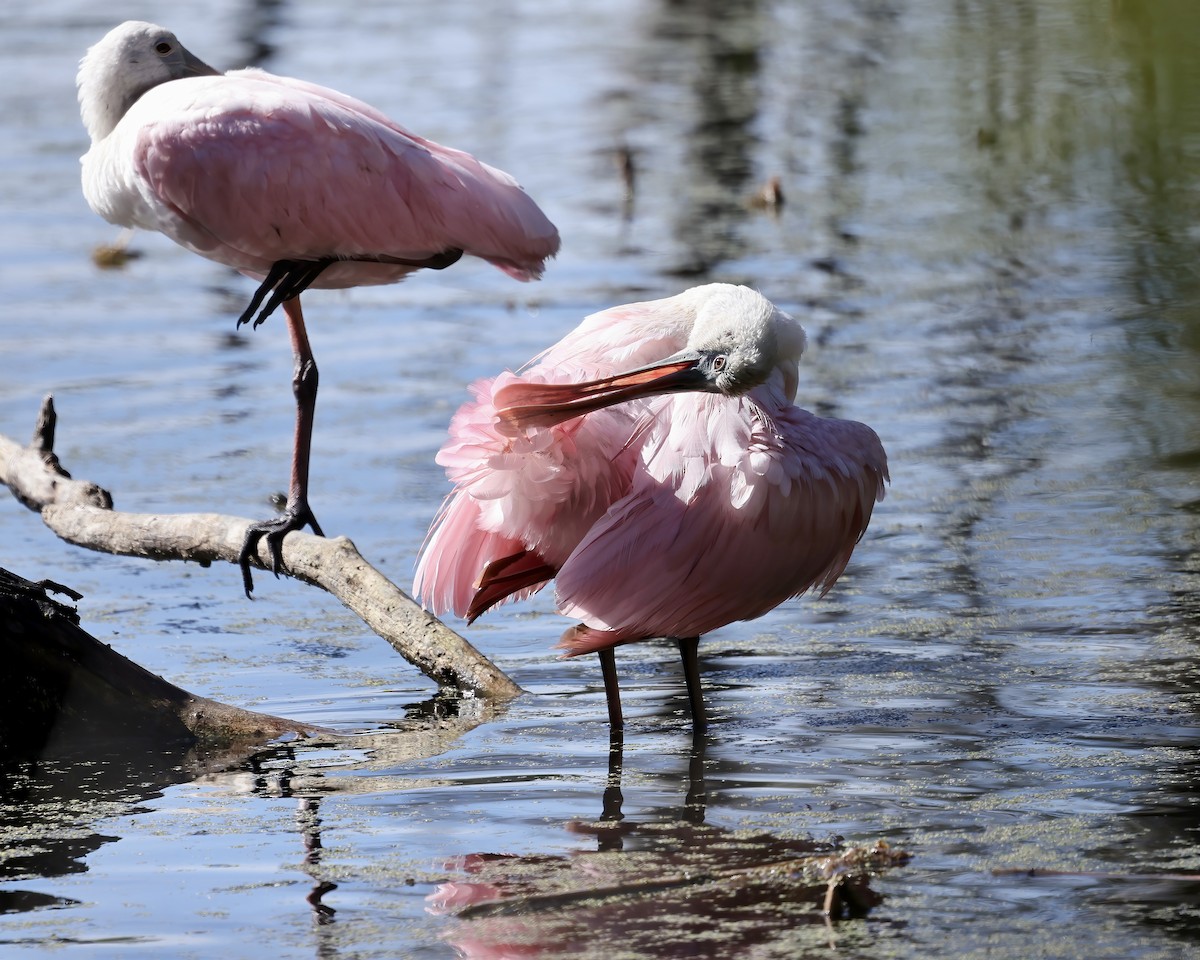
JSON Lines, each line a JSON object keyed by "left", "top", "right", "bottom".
{"left": 414, "top": 298, "right": 700, "bottom": 617}
{"left": 553, "top": 397, "right": 889, "bottom": 655}
{"left": 128, "top": 70, "right": 558, "bottom": 284}
{"left": 413, "top": 371, "right": 641, "bottom": 618}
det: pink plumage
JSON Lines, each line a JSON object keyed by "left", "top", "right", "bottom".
{"left": 415, "top": 284, "right": 888, "bottom": 726}
{"left": 79, "top": 23, "right": 559, "bottom": 289}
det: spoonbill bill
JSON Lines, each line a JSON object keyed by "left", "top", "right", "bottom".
{"left": 77, "top": 21, "right": 559, "bottom": 595}
{"left": 414, "top": 284, "right": 888, "bottom": 731}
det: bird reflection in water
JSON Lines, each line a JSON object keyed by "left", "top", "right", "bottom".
{"left": 241, "top": 745, "right": 338, "bottom": 926}
{"left": 427, "top": 731, "right": 908, "bottom": 957}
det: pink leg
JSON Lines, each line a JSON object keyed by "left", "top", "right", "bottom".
{"left": 238, "top": 296, "right": 326, "bottom": 596}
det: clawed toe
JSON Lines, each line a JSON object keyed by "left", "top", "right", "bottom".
{"left": 238, "top": 505, "right": 325, "bottom": 597}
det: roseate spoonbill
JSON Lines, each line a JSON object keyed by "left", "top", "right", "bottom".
{"left": 77, "top": 21, "right": 559, "bottom": 595}
{"left": 414, "top": 284, "right": 888, "bottom": 731}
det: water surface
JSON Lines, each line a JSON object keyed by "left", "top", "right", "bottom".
{"left": 2, "top": 0, "right": 1200, "bottom": 957}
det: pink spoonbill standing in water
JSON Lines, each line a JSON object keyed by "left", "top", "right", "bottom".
{"left": 414, "top": 284, "right": 889, "bottom": 731}
{"left": 77, "top": 21, "right": 559, "bottom": 594}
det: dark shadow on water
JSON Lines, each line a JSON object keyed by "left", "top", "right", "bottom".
{"left": 232, "top": 0, "right": 287, "bottom": 69}
{"left": 0, "top": 741, "right": 224, "bottom": 888}
{"left": 0, "top": 690, "right": 480, "bottom": 926}
{"left": 636, "top": 0, "right": 765, "bottom": 277}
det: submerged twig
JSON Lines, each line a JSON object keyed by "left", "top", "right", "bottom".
{"left": 994, "top": 867, "right": 1200, "bottom": 882}
{"left": 456, "top": 840, "right": 908, "bottom": 919}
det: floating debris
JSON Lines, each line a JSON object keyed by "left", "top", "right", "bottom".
{"left": 90, "top": 228, "right": 140, "bottom": 268}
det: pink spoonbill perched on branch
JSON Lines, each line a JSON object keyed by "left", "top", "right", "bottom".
{"left": 414, "top": 284, "right": 889, "bottom": 731}
{"left": 77, "top": 21, "right": 559, "bottom": 595}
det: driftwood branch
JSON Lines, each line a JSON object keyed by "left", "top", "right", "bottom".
{"left": 0, "top": 395, "right": 520, "bottom": 700}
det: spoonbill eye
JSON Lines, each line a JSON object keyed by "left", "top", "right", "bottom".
{"left": 155, "top": 41, "right": 173, "bottom": 56}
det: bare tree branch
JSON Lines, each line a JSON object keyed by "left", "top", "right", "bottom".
{"left": 0, "top": 395, "right": 521, "bottom": 700}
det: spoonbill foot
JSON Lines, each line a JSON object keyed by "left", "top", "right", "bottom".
{"left": 238, "top": 503, "right": 326, "bottom": 597}
{"left": 237, "top": 259, "right": 334, "bottom": 331}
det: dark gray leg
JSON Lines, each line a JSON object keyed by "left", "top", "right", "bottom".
{"left": 598, "top": 647, "right": 624, "bottom": 731}
{"left": 677, "top": 635, "right": 707, "bottom": 734}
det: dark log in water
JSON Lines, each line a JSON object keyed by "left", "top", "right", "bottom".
{"left": 0, "top": 565, "right": 319, "bottom": 755}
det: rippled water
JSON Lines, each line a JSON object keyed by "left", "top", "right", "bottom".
{"left": 3, "top": 0, "right": 1200, "bottom": 957}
